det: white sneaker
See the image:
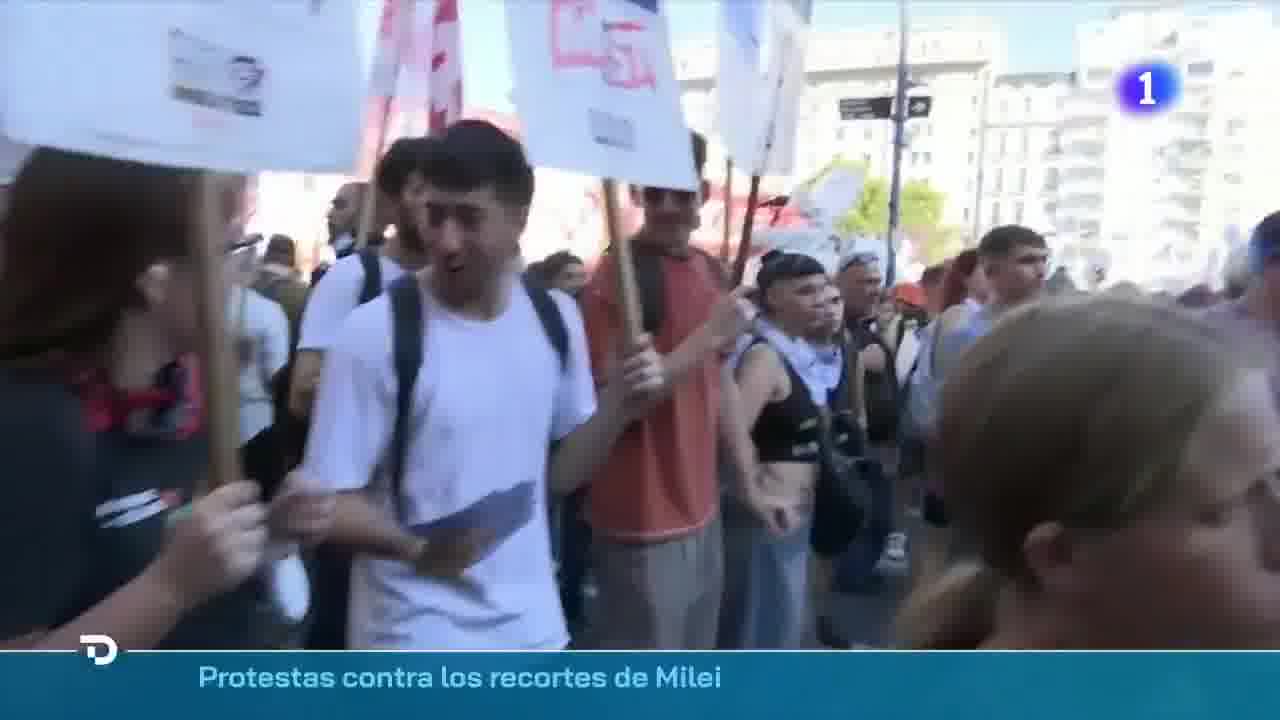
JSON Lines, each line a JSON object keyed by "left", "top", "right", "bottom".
{"left": 884, "top": 532, "right": 908, "bottom": 564}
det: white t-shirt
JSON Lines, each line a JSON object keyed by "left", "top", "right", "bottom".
{"left": 297, "top": 252, "right": 407, "bottom": 352}
{"left": 227, "top": 285, "right": 290, "bottom": 443}
{"left": 303, "top": 272, "right": 597, "bottom": 650}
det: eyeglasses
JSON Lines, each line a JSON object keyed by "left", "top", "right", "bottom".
{"left": 423, "top": 201, "right": 485, "bottom": 232}
{"left": 641, "top": 187, "right": 697, "bottom": 207}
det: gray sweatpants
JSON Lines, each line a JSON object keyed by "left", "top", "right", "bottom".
{"left": 718, "top": 493, "right": 811, "bottom": 649}
{"left": 586, "top": 515, "right": 723, "bottom": 649}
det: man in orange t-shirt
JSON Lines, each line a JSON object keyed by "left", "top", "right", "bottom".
{"left": 576, "top": 132, "right": 756, "bottom": 649}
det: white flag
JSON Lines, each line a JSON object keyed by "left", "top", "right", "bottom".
{"left": 2, "top": 1, "right": 365, "bottom": 174}
{"left": 506, "top": 0, "right": 696, "bottom": 191}
{"left": 717, "top": 0, "right": 811, "bottom": 176}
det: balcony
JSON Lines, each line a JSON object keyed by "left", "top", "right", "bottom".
{"left": 1054, "top": 176, "right": 1105, "bottom": 202}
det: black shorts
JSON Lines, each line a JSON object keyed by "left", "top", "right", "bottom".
{"left": 810, "top": 458, "right": 880, "bottom": 559}
{"left": 923, "top": 491, "right": 948, "bottom": 527}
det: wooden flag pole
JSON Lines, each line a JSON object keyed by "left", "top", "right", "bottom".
{"left": 731, "top": 174, "right": 762, "bottom": 287}
{"left": 191, "top": 173, "right": 242, "bottom": 494}
{"left": 719, "top": 158, "right": 734, "bottom": 263}
{"left": 600, "top": 178, "right": 643, "bottom": 344}
{"left": 355, "top": 96, "right": 394, "bottom": 250}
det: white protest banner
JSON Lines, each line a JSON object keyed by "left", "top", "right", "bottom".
{"left": 2, "top": 1, "right": 365, "bottom": 175}
{"left": 505, "top": 0, "right": 696, "bottom": 191}
{"left": 717, "top": 0, "right": 812, "bottom": 176}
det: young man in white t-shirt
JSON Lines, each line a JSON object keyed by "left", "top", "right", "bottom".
{"left": 290, "top": 137, "right": 435, "bottom": 418}
{"left": 302, "top": 120, "right": 664, "bottom": 650}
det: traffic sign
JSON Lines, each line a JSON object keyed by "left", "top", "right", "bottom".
{"left": 838, "top": 96, "right": 892, "bottom": 120}
{"left": 906, "top": 95, "right": 932, "bottom": 118}
{"left": 837, "top": 95, "right": 932, "bottom": 121}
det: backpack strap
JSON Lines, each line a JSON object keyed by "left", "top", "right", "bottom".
{"left": 386, "top": 274, "right": 425, "bottom": 525}
{"left": 357, "top": 249, "right": 383, "bottom": 306}
{"left": 521, "top": 275, "right": 569, "bottom": 372}
{"left": 843, "top": 332, "right": 868, "bottom": 430}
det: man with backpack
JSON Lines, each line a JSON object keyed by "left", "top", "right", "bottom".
{"left": 834, "top": 252, "right": 905, "bottom": 592}
{"left": 300, "top": 120, "right": 665, "bottom": 650}
{"left": 280, "top": 136, "right": 434, "bottom": 650}
{"left": 289, "top": 137, "right": 434, "bottom": 421}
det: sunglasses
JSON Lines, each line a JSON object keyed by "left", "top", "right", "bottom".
{"left": 641, "top": 187, "right": 698, "bottom": 207}
{"left": 423, "top": 201, "right": 485, "bottom": 232}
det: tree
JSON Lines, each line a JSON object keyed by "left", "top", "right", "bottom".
{"left": 837, "top": 176, "right": 945, "bottom": 238}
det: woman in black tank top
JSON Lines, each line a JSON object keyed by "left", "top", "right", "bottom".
{"left": 720, "top": 252, "right": 831, "bottom": 649}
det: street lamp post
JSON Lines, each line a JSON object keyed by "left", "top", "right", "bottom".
{"left": 885, "top": 0, "right": 910, "bottom": 287}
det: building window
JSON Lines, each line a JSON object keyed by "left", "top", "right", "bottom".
{"left": 994, "top": 168, "right": 1004, "bottom": 193}
{"left": 1187, "top": 60, "right": 1214, "bottom": 77}
{"left": 963, "top": 207, "right": 971, "bottom": 222}
{"left": 836, "top": 126, "right": 846, "bottom": 141}
{"left": 1019, "top": 130, "right": 1030, "bottom": 158}
{"left": 991, "top": 202, "right": 1002, "bottom": 226}
{"left": 971, "top": 95, "right": 979, "bottom": 108}
{"left": 1014, "top": 201, "right": 1025, "bottom": 224}
{"left": 911, "top": 152, "right": 920, "bottom": 164}
{"left": 1024, "top": 96, "right": 1033, "bottom": 115}
{"left": 967, "top": 151, "right": 976, "bottom": 163}
{"left": 864, "top": 128, "right": 874, "bottom": 141}
{"left": 922, "top": 152, "right": 932, "bottom": 164}
{"left": 999, "top": 132, "right": 1008, "bottom": 156}
{"left": 862, "top": 152, "right": 871, "bottom": 165}
{"left": 1017, "top": 167, "right": 1028, "bottom": 193}
{"left": 1086, "top": 67, "right": 1109, "bottom": 83}
{"left": 1225, "top": 118, "right": 1245, "bottom": 137}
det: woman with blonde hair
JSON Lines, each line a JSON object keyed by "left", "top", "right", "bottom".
{"left": 897, "top": 295, "right": 1280, "bottom": 648}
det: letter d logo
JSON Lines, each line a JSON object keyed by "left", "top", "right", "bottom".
{"left": 79, "top": 635, "right": 118, "bottom": 666}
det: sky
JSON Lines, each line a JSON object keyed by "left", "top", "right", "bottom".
{"left": 455, "top": 1, "right": 1127, "bottom": 112}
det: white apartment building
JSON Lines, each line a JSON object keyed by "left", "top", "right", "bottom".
{"left": 976, "top": 72, "right": 1073, "bottom": 242}
{"left": 1055, "top": 4, "right": 1280, "bottom": 289}
{"left": 674, "top": 22, "right": 1005, "bottom": 232}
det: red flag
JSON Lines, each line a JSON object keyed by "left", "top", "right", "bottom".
{"left": 428, "top": 0, "right": 462, "bottom": 134}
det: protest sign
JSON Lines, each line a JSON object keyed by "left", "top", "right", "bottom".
{"left": 505, "top": 0, "right": 696, "bottom": 191}
{"left": 2, "top": 1, "right": 364, "bottom": 174}
{"left": 717, "top": 0, "right": 812, "bottom": 176}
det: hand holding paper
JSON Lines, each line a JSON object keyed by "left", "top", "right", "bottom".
{"left": 408, "top": 481, "right": 536, "bottom": 576}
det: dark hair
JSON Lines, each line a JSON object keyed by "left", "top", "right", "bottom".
{"left": 539, "top": 251, "right": 583, "bottom": 281}
{"left": 426, "top": 120, "right": 533, "bottom": 207}
{"left": 0, "top": 147, "right": 200, "bottom": 363}
{"left": 1177, "top": 283, "right": 1216, "bottom": 308}
{"left": 265, "top": 234, "right": 296, "bottom": 266}
{"left": 920, "top": 263, "right": 947, "bottom": 288}
{"left": 375, "top": 136, "right": 435, "bottom": 199}
{"left": 978, "top": 224, "right": 1046, "bottom": 259}
{"left": 940, "top": 249, "right": 979, "bottom": 311}
{"left": 756, "top": 251, "right": 826, "bottom": 295}
{"left": 690, "top": 131, "right": 708, "bottom": 176}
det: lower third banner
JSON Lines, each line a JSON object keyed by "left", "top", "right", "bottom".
{"left": 1, "top": 650, "right": 1274, "bottom": 719}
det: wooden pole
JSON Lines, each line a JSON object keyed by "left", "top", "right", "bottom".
{"left": 719, "top": 158, "right": 734, "bottom": 263}
{"left": 355, "top": 96, "right": 394, "bottom": 250}
{"left": 731, "top": 174, "right": 762, "bottom": 287}
{"left": 600, "top": 178, "right": 643, "bottom": 343}
{"left": 191, "top": 173, "right": 242, "bottom": 494}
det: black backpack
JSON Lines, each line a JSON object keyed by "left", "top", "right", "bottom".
{"left": 304, "top": 270, "right": 569, "bottom": 649}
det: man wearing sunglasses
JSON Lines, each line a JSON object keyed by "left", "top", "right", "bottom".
{"left": 578, "top": 131, "right": 756, "bottom": 649}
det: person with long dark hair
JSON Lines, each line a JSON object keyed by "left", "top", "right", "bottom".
{"left": 0, "top": 148, "right": 326, "bottom": 650}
